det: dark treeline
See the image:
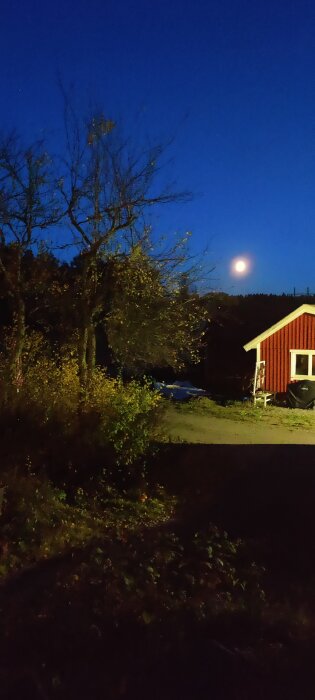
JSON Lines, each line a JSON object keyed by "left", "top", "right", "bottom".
{"left": 0, "top": 244, "right": 206, "bottom": 381}
{"left": 201, "top": 292, "right": 314, "bottom": 394}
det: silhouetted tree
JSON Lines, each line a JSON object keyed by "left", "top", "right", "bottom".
{"left": 0, "top": 133, "right": 60, "bottom": 389}
{"left": 59, "top": 107, "right": 190, "bottom": 391}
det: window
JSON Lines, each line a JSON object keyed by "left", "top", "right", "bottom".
{"left": 295, "top": 354, "right": 308, "bottom": 375}
{"left": 290, "top": 350, "right": 315, "bottom": 380}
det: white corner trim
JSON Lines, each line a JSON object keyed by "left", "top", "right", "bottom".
{"left": 243, "top": 304, "right": 315, "bottom": 352}
{"left": 256, "top": 343, "right": 260, "bottom": 364}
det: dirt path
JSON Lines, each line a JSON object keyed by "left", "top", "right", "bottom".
{"left": 166, "top": 410, "right": 315, "bottom": 444}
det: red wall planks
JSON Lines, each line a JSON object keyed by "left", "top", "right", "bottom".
{"left": 260, "top": 313, "right": 315, "bottom": 393}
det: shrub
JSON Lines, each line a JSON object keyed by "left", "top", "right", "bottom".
{"left": 86, "top": 370, "right": 163, "bottom": 464}
{"left": 0, "top": 341, "right": 164, "bottom": 474}
{"left": 0, "top": 331, "right": 80, "bottom": 425}
{"left": 18, "top": 355, "right": 80, "bottom": 425}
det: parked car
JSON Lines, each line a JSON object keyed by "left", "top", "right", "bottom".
{"left": 154, "top": 380, "right": 207, "bottom": 401}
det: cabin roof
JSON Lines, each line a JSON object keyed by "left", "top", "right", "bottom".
{"left": 243, "top": 304, "right": 315, "bottom": 351}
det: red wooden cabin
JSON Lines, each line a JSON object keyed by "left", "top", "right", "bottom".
{"left": 244, "top": 304, "right": 315, "bottom": 394}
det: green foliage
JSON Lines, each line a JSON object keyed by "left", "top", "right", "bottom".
{"left": 40, "top": 520, "right": 265, "bottom": 628}
{"left": 0, "top": 331, "right": 80, "bottom": 425}
{"left": 86, "top": 370, "right": 163, "bottom": 464}
{"left": 106, "top": 249, "right": 207, "bottom": 372}
{"left": 0, "top": 472, "right": 175, "bottom": 576}
{"left": 0, "top": 471, "right": 92, "bottom": 573}
{"left": 0, "top": 464, "right": 265, "bottom": 621}
{"left": 18, "top": 355, "right": 80, "bottom": 424}
{"left": 98, "top": 524, "right": 263, "bottom": 623}
{"left": 0, "top": 339, "right": 164, "bottom": 470}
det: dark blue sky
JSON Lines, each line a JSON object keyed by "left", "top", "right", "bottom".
{"left": 1, "top": 0, "right": 315, "bottom": 294}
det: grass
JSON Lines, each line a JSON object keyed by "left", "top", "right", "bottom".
{"left": 0, "top": 471, "right": 176, "bottom": 578}
{"left": 2, "top": 436, "right": 315, "bottom": 696}
{"left": 2, "top": 394, "right": 315, "bottom": 697}
{"left": 165, "top": 397, "right": 315, "bottom": 431}
{"left": 0, "top": 467, "right": 269, "bottom": 699}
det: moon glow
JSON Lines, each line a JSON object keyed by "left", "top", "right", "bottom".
{"left": 230, "top": 256, "right": 251, "bottom": 277}
{"left": 235, "top": 259, "right": 247, "bottom": 273}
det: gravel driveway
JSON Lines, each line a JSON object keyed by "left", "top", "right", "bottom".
{"left": 167, "top": 410, "right": 315, "bottom": 444}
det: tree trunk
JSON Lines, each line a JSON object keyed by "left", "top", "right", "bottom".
{"left": 77, "top": 254, "right": 98, "bottom": 398}
{"left": 10, "top": 295, "right": 26, "bottom": 392}
{"left": 78, "top": 324, "right": 88, "bottom": 395}
{"left": 87, "top": 322, "right": 96, "bottom": 379}
{"left": 77, "top": 255, "right": 91, "bottom": 400}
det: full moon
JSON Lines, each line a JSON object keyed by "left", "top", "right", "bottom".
{"left": 230, "top": 256, "right": 251, "bottom": 277}
{"left": 234, "top": 259, "right": 247, "bottom": 273}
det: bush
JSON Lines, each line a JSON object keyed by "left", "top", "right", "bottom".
{"left": 0, "top": 343, "right": 164, "bottom": 475}
{"left": 18, "top": 355, "right": 80, "bottom": 425}
{"left": 86, "top": 370, "right": 163, "bottom": 464}
{"left": 0, "top": 332, "right": 80, "bottom": 425}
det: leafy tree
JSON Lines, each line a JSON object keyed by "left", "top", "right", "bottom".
{"left": 106, "top": 246, "right": 207, "bottom": 373}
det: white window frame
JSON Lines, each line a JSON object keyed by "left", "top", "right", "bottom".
{"left": 290, "top": 349, "right": 315, "bottom": 380}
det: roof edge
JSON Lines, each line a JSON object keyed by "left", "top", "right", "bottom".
{"left": 243, "top": 304, "right": 315, "bottom": 351}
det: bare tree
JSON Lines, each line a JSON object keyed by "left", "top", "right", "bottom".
{"left": 59, "top": 107, "right": 190, "bottom": 390}
{"left": 0, "top": 133, "right": 60, "bottom": 389}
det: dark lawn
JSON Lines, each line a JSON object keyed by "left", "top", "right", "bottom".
{"left": 2, "top": 444, "right": 315, "bottom": 699}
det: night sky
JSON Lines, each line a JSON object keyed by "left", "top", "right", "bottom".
{"left": 1, "top": 0, "right": 315, "bottom": 294}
